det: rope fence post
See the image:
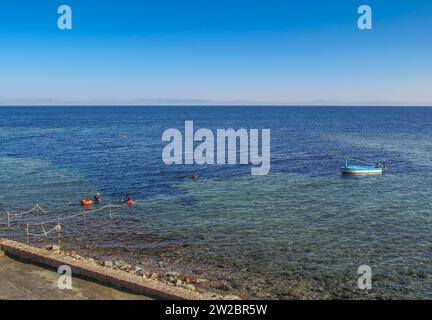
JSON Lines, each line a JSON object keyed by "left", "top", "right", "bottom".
{"left": 25, "top": 224, "right": 29, "bottom": 245}
{"left": 42, "top": 224, "right": 48, "bottom": 237}
{"left": 56, "top": 217, "right": 61, "bottom": 244}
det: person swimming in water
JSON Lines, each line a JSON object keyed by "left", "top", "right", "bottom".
{"left": 94, "top": 192, "right": 102, "bottom": 203}
{"left": 126, "top": 196, "right": 135, "bottom": 206}
{"left": 117, "top": 195, "right": 135, "bottom": 206}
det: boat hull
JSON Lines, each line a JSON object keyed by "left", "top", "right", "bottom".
{"left": 340, "top": 166, "right": 383, "bottom": 175}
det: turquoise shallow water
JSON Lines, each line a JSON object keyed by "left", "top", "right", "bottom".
{"left": 1, "top": 106, "right": 432, "bottom": 298}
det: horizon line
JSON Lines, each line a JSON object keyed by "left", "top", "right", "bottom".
{"left": 1, "top": 104, "right": 432, "bottom": 108}
{"left": 1, "top": 98, "right": 432, "bottom": 107}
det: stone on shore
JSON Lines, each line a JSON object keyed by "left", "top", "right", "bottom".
{"left": 133, "top": 266, "right": 143, "bottom": 273}
{"left": 186, "top": 284, "right": 196, "bottom": 291}
{"left": 196, "top": 278, "right": 209, "bottom": 284}
{"left": 104, "top": 260, "right": 113, "bottom": 268}
{"left": 46, "top": 244, "right": 61, "bottom": 254}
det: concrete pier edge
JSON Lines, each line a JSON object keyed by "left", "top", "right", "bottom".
{"left": 0, "top": 238, "right": 205, "bottom": 300}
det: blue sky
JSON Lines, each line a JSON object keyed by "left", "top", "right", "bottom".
{"left": 0, "top": 0, "right": 431, "bottom": 105}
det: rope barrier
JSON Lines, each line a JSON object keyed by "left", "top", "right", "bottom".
{"left": 1, "top": 202, "right": 134, "bottom": 242}
{"left": 7, "top": 203, "right": 48, "bottom": 218}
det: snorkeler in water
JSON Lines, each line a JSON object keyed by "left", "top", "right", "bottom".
{"left": 94, "top": 192, "right": 102, "bottom": 203}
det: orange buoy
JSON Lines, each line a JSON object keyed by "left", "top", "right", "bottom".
{"left": 81, "top": 199, "right": 93, "bottom": 207}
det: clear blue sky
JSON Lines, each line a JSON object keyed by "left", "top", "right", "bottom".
{"left": 0, "top": 0, "right": 431, "bottom": 105}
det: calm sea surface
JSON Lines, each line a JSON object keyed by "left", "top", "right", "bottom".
{"left": 1, "top": 106, "right": 432, "bottom": 299}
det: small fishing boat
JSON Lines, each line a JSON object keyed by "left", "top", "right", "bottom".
{"left": 340, "top": 160, "right": 385, "bottom": 175}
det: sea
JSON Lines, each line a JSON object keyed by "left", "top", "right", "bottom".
{"left": 1, "top": 106, "right": 432, "bottom": 299}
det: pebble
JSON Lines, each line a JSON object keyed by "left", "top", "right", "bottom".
{"left": 196, "top": 278, "right": 209, "bottom": 284}
{"left": 151, "top": 273, "right": 159, "bottom": 279}
{"left": 114, "top": 260, "right": 125, "bottom": 267}
{"left": 176, "top": 279, "right": 184, "bottom": 286}
{"left": 223, "top": 295, "right": 241, "bottom": 300}
{"left": 120, "top": 264, "right": 132, "bottom": 271}
{"left": 69, "top": 250, "right": 77, "bottom": 255}
{"left": 104, "top": 260, "right": 113, "bottom": 268}
{"left": 201, "top": 292, "right": 220, "bottom": 299}
{"left": 47, "top": 245, "right": 61, "bottom": 251}
{"left": 185, "top": 284, "right": 196, "bottom": 291}
{"left": 134, "top": 266, "right": 143, "bottom": 273}
{"left": 211, "top": 281, "right": 233, "bottom": 291}
{"left": 167, "top": 271, "right": 180, "bottom": 277}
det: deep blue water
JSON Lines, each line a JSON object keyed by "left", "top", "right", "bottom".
{"left": 1, "top": 106, "right": 432, "bottom": 299}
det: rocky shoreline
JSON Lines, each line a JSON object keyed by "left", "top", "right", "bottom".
{"left": 46, "top": 244, "right": 241, "bottom": 300}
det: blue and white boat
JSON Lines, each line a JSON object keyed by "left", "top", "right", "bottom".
{"left": 340, "top": 160, "right": 385, "bottom": 175}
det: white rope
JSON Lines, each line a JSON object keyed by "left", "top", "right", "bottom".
{"left": 5, "top": 204, "right": 121, "bottom": 226}
{"left": 79, "top": 205, "right": 114, "bottom": 215}
{"left": 57, "top": 212, "right": 84, "bottom": 221}
{"left": 16, "top": 203, "right": 128, "bottom": 240}
{"left": 7, "top": 203, "right": 48, "bottom": 217}
{"left": 26, "top": 226, "right": 58, "bottom": 238}
{"left": 26, "top": 218, "right": 57, "bottom": 227}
